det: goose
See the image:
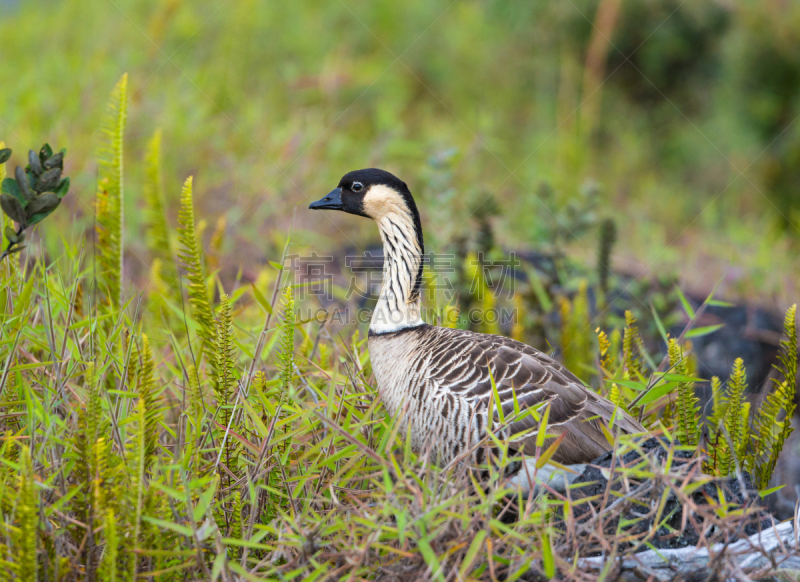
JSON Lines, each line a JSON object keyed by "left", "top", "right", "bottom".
{"left": 309, "top": 168, "right": 645, "bottom": 492}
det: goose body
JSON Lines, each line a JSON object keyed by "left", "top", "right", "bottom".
{"left": 310, "top": 169, "right": 644, "bottom": 491}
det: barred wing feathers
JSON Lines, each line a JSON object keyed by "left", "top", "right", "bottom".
{"left": 420, "top": 326, "right": 645, "bottom": 464}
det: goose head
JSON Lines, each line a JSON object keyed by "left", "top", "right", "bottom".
{"left": 309, "top": 168, "right": 422, "bottom": 230}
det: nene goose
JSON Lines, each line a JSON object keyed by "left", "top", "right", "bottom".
{"left": 309, "top": 169, "right": 644, "bottom": 491}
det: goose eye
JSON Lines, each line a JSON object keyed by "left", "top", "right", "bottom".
{"left": 351, "top": 182, "right": 363, "bottom": 192}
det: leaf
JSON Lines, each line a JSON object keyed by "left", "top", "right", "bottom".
{"left": 141, "top": 516, "right": 193, "bottom": 537}
{"left": 0, "top": 193, "right": 26, "bottom": 226}
{"left": 4, "top": 226, "right": 17, "bottom": 244}
{"left": 535, "top": 432, "right": 566, "bottom": 469}
{"left": 27, "top": 150, "right": 42, "bottom": 175}
{"left": 759, "top": 484, "right": 785, "bottom": 498}
{"left": 26, "top": 192, "right": 60, "bottom": 217}
{"left": 636, "top": 382, "right": 678, "bottom": 406}
{"left": 268, "top": 260, "right": 284, "bottom": 271}
{"left": 193, "top": 478, "right": 219, "bottom": 522}
{"left": 15, "top": 166, "right": 34, "bottom": 201}
{"left": 54, "top": 177, "right": 70, "bottom": 198}
{"left": 251, "top": 284, "right": 273, "bottom": 315}
{"left": 0, "top": 148, "right": 11, "bottom": 164}
{"left": 490, "top": 367, "right": 504, "bottom": 424}
{"left": 541, "top": 528, "right": 555, "bottom": 578}
{"left": 657, "top": 373, "right": 705, "bottom": 383}
{"left": 2, "top": 177, "right": 25, "bottom": 206}
{"left": 675, "top": 286, "right": 695, "bottom": 319}
{"left": 685, "top": 324, "right": 724, "bottom": 338}
{"left": 650, "top": 303, "right": 669, "bottom": 344}
{"left": 25, "top": 193, "right": 61, "bottom": 225}
{"left": 35, "top": 167, "right": 61, "bottom": 192}
{"left": 43, "top": 152, "right": 63, "bottom": 170}
{"left": 536, "top": 404, "right": 550, "bottom": 448}
{"left": 40, "top": 143, "right": 53, "bottom": 159}
{"left": 417, "top": 537, "right": 444, "bottom": 582}
{"left": 458, "top": 531, "right": 487, "bottom": 578}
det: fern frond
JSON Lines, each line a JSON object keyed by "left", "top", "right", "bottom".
{"left": 177, "top": 176, "right": 216, "bottom": 362}
{"left": 143, "top": 130, "right": 176, "bottom": 279}
{"left": 230, "top": 489, "right": 243, "bottom": 541}
{"left": 12, "top": 447, "right": 37, "bottom": 581}
{"left": 127, "top": 397, "right": 146, "bottom": 580}
{"left": 137, "top": 334, "right": 161, "bottom": 473}
{"left": 560, "top": 281, "right": 592, "bottom": 382}
{"left": 95, "top": 74, "right": 128, "bottom": 308}
{"left": 597, "top": 217, "right": 616, "bottom": 295}
{"left": 186, "top": 363, "right": 204, "bottom": 430}
{"left": 214, "top": 294, "right": 236, "bottom": 422}
{"left": 279, "top": 286, "right": 296, "bottom": 400}
{"left": 215, "top": 294, "right": 240, "bottom": 483}
{"left": 754, "top": 304, "right": 797, "bottom": 487}
{"left": 100, "top": 508, "right": 119, "bottom": 582}
{"left": 711, "top": 359, "right": 748, "bottom": 475}
{"left": 775, "top": 304, "right": 798, "bottom": 393}
{"left": 622, "top": 311, "right": 644, "bottom": 380}
{"left": 668, "top": 338, "right": 700, "bottom": 447}
{"left": 206, "top": 215, "right": 227, "bottom": 272}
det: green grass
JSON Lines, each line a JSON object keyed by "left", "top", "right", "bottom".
{"left": 2, "top": 0, "right": 800, "bottom": 306}
{"left": 2, "top": 2, "right": 800, "bottom": 578}
{"left": 0, "top": 77, "right": 796, "bottom": 578}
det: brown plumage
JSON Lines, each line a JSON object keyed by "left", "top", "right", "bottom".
{"left": 310, "top": 168, "right": 645, "bottom": 490}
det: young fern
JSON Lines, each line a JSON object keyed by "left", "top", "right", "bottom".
{"left": 137, "top": 334, "right": 161, "bottom": 474}
{"left": 668, "top": 338, "right": 700, "bottom": 447}
{"left": 597, "top": 217, "right": 616, "bottom": 296}
{"left": 754, "top": 304, "right": 797, "bottom": 488}
{"left": 622, "top": 311, "right": 645, "bottom": 381}
{"left": 95, "top": 74, "right": 128, "bottom": 308}
{"left": 206, "top": 215, "right": 227, "bottom": 273}
{"left": 708, "top": 359, "right": 750, "bottom": 475}
{"left": 559, "top": 282, "right": 593, "bottom": 382}
{"left": 279, "top": 286, "right": 295, "bottom": 400}
{"left": 214, "top": 294, "right": 236, "bottom": 424}
{"left": 12, "top": 447, "right": 37, "bottom": 582}
{"left": 100, "top": 508, "right": 118, "bottom": 582}
{"left": 143, "top": 130, "right": 178, "bottom": 298}
{"left": 176, "top": 176, "right": 216, "bottom": 362}
{"left": 214, "top": 294, "right": 240, "bottom": 485}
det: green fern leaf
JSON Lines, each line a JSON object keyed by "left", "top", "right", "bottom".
{"left": 215, "top": 293, "right": 241, "bottom": 484}
{"left": 176, "top": 176, "right": 215, "bottom": 361}
{"left": 711, "top": 359, "right": 748, "bottom": 475}
{"left": 12, "top": 447, "right": 37, "bottom": 581}
{"left": 668, "top": 338, "right": 700, "bottom": 447}
{"left": 137, "top": 334, "right": 161, "bottom": 473}
{"left": 754, "top": 304, "right": 797, "bottom": 487}
{"left": 95, "top": 74, "right": 128, "bottom": 308}
{"left": 143, "top": 130, "right": 177, "bottom": 289}
{"left": 279, "top": 286, "right": 295, "bottom": 400}
{"left": 623, "top": 312, "right": 643, "bottom": 377}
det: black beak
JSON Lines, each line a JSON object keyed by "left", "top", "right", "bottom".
{"left": 309, "top": 188, "right": 343, "bottom": 210}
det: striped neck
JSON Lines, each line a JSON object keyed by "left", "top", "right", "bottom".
{"left": 370, "top": 210, "right": 425, "bottom": 334}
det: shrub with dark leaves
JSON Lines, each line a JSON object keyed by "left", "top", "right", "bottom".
{"left": 0, "top": 144, "right": 70, "bottom": 260}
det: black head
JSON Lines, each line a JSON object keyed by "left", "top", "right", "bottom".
{"left": 310, "top": 168, "right": 425, "bottom": 300}
{"left": 309, "top": 168, "right": 418, "bottom": 220}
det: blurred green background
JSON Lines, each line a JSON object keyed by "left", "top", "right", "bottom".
{"left": 2, "top": 0, "right": 799, "bottom": 306}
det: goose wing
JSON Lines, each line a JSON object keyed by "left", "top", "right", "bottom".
{"left": 424, "top": 327, "right": 645, "bottom": 464}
